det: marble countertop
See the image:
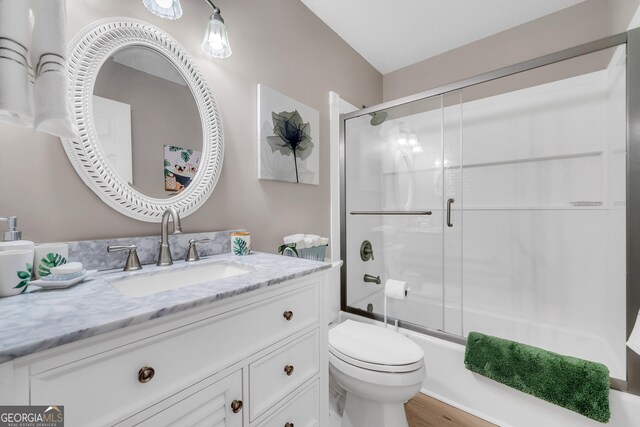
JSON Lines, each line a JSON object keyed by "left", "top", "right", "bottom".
{"left": 0, "top": 252, "right": 331, "bottom": 363}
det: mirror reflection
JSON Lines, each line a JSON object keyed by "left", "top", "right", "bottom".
{"left": 92, "top": 45, "right": 203, "bottom": 199}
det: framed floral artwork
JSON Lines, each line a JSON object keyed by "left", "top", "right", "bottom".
{"left": 257, "top": 84, "right": 319, "bottom": 185}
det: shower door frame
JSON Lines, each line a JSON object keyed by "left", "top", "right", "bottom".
{"left": 340, "top": 28, "right": 640, "bottom": 394}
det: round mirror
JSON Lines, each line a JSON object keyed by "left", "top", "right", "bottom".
{"left": 93, "top": 45, "right": 203, "bottom": 198}
{"left": 62, "top": 18, "right": 223, "bottom": 222}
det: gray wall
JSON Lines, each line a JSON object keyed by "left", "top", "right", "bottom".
{"left": 383, "top": 0, "right": 639, "bottom": 101}
{"left": 0, "top": 0, "right": 382, "bottom": 253}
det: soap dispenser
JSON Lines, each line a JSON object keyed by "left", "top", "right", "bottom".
{"left": 0, "top": 216, "right": 35, "bottom": 252}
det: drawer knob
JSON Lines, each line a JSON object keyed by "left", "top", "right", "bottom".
{"left": 283, "top": 310, "right": 294, "bottom": 321}
{"left": 138, "top": 366, "right": 155, "bottom": 383}
{"left": 231, "top": 399, "right": 243, "bottom": 413}
{"left": 285, "top": 423, "right": 295, "bottom": 427}
{"left": 284, "top": 365, "right": 294, "bottom": 376}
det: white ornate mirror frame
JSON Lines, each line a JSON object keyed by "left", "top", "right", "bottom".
{"left": 61, "top": 18, "right": 224, "bottom": 222}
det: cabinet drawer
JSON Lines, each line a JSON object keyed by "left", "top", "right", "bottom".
{"left": 257, "top": 380, "right": 319, "bottom": 427}
{"left": 30, "top": 283, "right": 319, "bottom": 426}
{"left": 249, "top": 330, "right": 319, "bottom": 421}
{"left": 134, "top": 370, "right": 243, "bottom": 427}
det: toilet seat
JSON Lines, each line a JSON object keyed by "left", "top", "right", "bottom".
{"left": 329, "top": 320, "right": 424, "bottom": 373}
{"left": 329, "top": 346, "right": 424, "bottom": 373}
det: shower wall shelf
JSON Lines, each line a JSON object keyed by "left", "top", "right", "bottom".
{"left": 462, "top": 150, "right": 603, "bottom": 169}
{"left": 463, "top": 205, "right": 607, "bottom": 211}
{"left": 379, "top": 150, "right": 604, "bottom": 175}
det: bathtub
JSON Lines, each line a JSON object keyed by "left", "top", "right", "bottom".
{"left": 352, "top": 290, "right": 626, "bottom": 379}
{"left": 338, "top": 311, "right": 640, "bottom": 427}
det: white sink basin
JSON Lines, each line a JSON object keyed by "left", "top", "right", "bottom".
{"left": 107, "top": 261, "right": 250, "bottom": 297}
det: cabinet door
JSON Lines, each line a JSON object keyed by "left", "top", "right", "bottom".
{"left": 134, "top": 370, "right": 243, "bottom": 427}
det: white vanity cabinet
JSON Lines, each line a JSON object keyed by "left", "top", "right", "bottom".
{"left": 129, "top": 369, "right": 244, "bottom": 427}
{"left": 1, "top": 271, "right": 329, "bottom": 427}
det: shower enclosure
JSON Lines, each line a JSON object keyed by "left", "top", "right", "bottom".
{"left": 340, "top": 31, "right": 640, "bottom": 392}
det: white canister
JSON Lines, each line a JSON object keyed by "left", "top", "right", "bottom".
{"left": 34, "top": 243, "right": 68, "bottom": 279}
{"left": 231, "top": 232, "right": 251, "bottom": 256}
{"left": 0, "top": 240, "right": 35, "bottom": 252}
{"left": 0, "top": 250, "right": 34, "bottom": 297}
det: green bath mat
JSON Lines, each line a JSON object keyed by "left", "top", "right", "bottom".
{"left": 464, "top": 332, "right": 610, "bottom": 423}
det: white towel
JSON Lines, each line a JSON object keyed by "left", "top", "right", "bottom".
{"left": 0, "top": 0, "right": 33, "bottom": 127}
{"left": 283, "top": 234, "right": 328, "bottom": 249}
{"left": 31, "top": 0, "right": 75, "bottom": 139}
{"left": 303, "top": 234, "right": 321, "bottom": 248}
{"left": 0, "top": 0, "right": 76, "bottom": 138}
{"left": 283, "top": 234, "right": 304, "bottom": 247}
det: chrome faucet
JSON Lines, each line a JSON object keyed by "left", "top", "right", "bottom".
{"left": 157, "top": 207, "right": 183, "bottom": 266}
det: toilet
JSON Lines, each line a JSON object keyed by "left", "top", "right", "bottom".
{"left": 329, "top": 319, "right": 426, "bottom": 427}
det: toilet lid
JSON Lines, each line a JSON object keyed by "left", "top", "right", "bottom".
{"left": 329, "top": 320, "right": 424, "bottom": 370}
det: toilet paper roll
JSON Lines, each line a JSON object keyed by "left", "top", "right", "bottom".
{"left": 628, "top": 310, "right": 640, "bottom": 356}
{"left": 385, "top": 279, "right": 407, "bottom": 301}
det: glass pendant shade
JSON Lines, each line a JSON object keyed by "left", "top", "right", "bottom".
{"left": 143, "top": 0, "right": 183, "bottom": 20}
{"left": 201, "top": 13, "right": 232, "bottom": 58}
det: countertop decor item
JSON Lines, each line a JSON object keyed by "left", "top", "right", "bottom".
{"left": 0, "top": 216, "right": 35, "bottom": 253}
{"left": 49, "top": 262, "right": 83, "bottom": 276}
{"left": 258, "top": 84, "right": 319, "bottom": 185}
{"left": 34, "top": 243, "right": 68, "bottom": 279}
{"left": 0, "top": 250, "right": 33, "bottom": 297}
{"left": 231, "top": 232, "right": 250, "bottom": 256}
{"left": 464, "top": 331, "right": 610, "bottom": 423}
{"left": 31, "top": 269, "right": 95, "bottom": 290}
{"left": 280, "top": 234, "right": 328, "bottom": 261}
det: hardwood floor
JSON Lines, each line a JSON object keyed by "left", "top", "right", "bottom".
{"left": 405, "top": 393, "right": 497, "bottom": 427}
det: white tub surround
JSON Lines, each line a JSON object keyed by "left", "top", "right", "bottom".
{"left": 0, "top": 252, "right": 332, "bottom": 426}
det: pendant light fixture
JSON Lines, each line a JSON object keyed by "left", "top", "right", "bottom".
{"left": 143, "top": 0, "right": 232, "bottom": 59}
{"left": 201, "top": 1, "right": 232, "bottom": 58}
{"left": 143, "top": 0, "right": 183, "bottom": 20}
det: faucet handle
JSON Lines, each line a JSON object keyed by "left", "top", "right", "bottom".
{"left": 107, "top": 244, "right": 142, "bottom": 272}
{"left": 185, "top": 238, "right": 210, "bottom": 262}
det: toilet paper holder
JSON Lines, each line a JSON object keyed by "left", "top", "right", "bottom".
{"left": 384, "top": 279, "right": 409, "bottom": 330}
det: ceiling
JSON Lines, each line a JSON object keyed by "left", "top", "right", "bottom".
{"left": 300, "top": 0, "right": 587, "bottom": 74}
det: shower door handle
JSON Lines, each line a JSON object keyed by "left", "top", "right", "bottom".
{"left": 447, "top": 198, "right": 455, "bottom": 227}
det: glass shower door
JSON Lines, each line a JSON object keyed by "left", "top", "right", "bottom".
{"left": 459, "top": 45, "right": 627, "bottom": 378}
{"left": 344, "top": 93, "right": 463, "bottom": 333}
